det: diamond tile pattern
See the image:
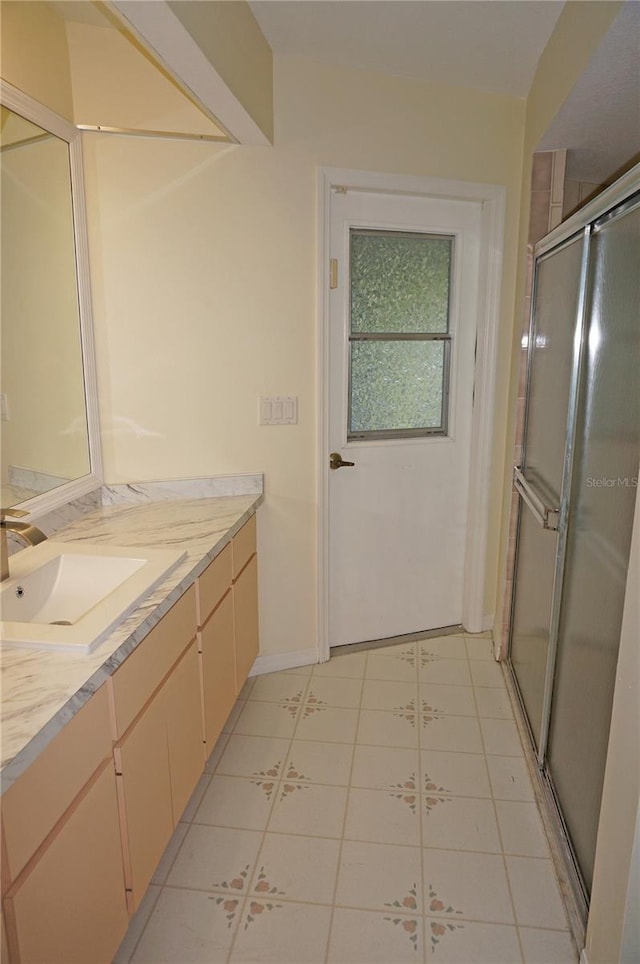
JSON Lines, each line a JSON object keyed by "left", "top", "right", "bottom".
{"left": 115, "top": 635, "right": 578, "bottom": 964}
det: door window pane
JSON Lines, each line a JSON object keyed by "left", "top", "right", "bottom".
{"left": 350, "top": 340, "right": 446, "bottom": 435}
{"left": 350, "top": 230, "right": 452, "bottom": 333}
{"left": 348, "top": 229, "right": 453, "bottom": 439}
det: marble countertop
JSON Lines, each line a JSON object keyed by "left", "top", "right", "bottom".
{"left": 1, "top": 491, "right": 263, "bottom": 788}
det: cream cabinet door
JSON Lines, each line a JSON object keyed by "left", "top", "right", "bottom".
{"left": 199, "top": 590, "right": 236, "bottom": 750}
{"left": 164, "top": 640, "right": 205, "bottom": 822}
{"left": 1, "top": 685, "right": 112, "bottom": 882}
{"left": 114, "top": 691, "right": 174, "bottom": 912}
{"left": 233, "top": 554, "right": 259, "bottom": 688}
{"left": 5, "top": 762, "right": 128, "bottom": 964}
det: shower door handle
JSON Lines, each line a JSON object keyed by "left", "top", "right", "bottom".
{"left": 513, "top": 466, "right": 560, "bottom": 531}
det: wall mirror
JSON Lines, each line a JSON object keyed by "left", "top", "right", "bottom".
{"left": 0, "top": 82, "right": 102, "bottom": 518}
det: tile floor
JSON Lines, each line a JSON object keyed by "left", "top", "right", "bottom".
{"left": 114, "top": 634, "right": 579, "bottom": 964}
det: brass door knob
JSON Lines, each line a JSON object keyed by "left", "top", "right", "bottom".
{"left": 329, "top": 452, "right": 355, "bottom": 470}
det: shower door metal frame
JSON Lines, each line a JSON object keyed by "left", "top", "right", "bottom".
{"left": 507, "top": 162, "right": 640, "bottom": 914}
{"left": 508, "top": 226, "right": 591, "bottom": 764}
{"left": 534, "top": 226, "right": 592, "bottom": 767}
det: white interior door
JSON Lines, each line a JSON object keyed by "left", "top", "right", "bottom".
{"left": 328, "top": 188, "right": 482, "bottom": 648}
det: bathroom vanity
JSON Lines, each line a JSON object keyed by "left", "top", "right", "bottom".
{"left": 0, "top": 31, "right": 267, "bottom": 964}
{"left": 0, "top": 493, "right": 261, "bottom": 964}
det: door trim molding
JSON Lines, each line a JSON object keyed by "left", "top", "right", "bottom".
{"left": 317, "top": 167, "right": 505, "bottom": 661}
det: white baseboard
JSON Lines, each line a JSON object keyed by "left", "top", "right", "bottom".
{"left": 248, "top": 622, "right": 497, "bottom": 678}
{"left": 249, "top": 648, "right": 319, "bottom": 677}
{"left": 480, "top": 613, "right": 494, "bottom": 633}
{"left": 463, "top": 614, "right": 494, "bottom": 634}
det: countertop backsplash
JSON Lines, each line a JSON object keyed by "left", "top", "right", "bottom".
{"left": 100, "top": 473, "right": 263, "bottom": 505}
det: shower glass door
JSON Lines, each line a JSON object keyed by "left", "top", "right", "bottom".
{"left": 545, "top": 199, "right": 640, "bottom": 895}
{"left": 509, "top": 174, "right": 640, "bottom": 907}
{"left": 508, "top": 234, "right": 586, "bottom": 752}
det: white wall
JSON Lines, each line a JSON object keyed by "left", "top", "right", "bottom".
{"left": 84, "top": 55, "right": 525, "bottom": 659}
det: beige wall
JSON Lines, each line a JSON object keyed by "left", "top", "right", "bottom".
{"left": 0, "top": 1, "right": 74, "bottom": 120}
{"left": 0, "top": 3, "right": 225, "bottom": 137}
{"left": 65, "top": 21, "right": 224, "bottom": 137}
{"left": 84, "top": 55, "right": 525, "bottom": 658}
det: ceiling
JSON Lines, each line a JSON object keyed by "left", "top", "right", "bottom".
{"left": 249, "top": 0, "right": 565, "bottom": 98}
{"left": 251, "top": 0, "right": 639, "bottom": 182}
{"left": 50, "top": 0, "right": 639, "bottom": 180}
{"left": 537, "top": 0, "right": 640, "bottom": 183}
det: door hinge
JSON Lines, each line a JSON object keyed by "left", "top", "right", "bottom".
{"left": 330, "top": 258, "right": 338, "bottom": 289}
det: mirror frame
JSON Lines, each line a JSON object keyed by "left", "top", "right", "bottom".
{"left": 1, "top": 81, "right": 103, "bottom": 518}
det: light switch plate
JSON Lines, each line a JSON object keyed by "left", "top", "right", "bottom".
{"left": 259, "top": 396, "right": 298, "bottom": 425}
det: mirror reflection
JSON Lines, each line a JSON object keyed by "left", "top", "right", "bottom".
{"left": 1, "top": 107, "right": 90, "bottom": 507}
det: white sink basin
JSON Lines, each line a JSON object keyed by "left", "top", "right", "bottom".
{"left": 0, "top": 541, "right": 187, "bottom": 653}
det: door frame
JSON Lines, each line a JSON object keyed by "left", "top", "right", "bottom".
{"left": 317, "top": 167, "right": 506, "bottom": 662}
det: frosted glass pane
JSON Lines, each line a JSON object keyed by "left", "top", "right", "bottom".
{"left": 350, "top": 231, "right": 452, "bottom": 333}
{"left": 508, "top": 235, "right": 585, "bottom": 754}
{"left": 350, "top": 340, "right": 444, "bottom": 434}
{"left": 547, "top": 203, "right": 640, "bottom": 896}
{"left": 524, "top": 237, "right": 584, "bottom": 502}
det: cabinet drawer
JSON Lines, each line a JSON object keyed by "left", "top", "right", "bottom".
{"left": 232, "top": 515, "right": 256, "bottom": 579}
{"left": 4, "top": 761, "right": 128, "bottom": 964}
{"left": 196, "top": 543, "right": 232, "bottom": 626}
{"left": 109, "top": 585, "right": 197, "bottom": 738}
{"left": 1, "top": 686, "right": 112, "bottom": 882}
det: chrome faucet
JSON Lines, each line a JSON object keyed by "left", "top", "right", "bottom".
{"left": 1, "top": 508, "right": 48, "bottom": 581}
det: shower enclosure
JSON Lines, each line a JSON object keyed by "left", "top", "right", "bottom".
{"left": 508, "top": 164, "right": 640, "bottom": 915}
